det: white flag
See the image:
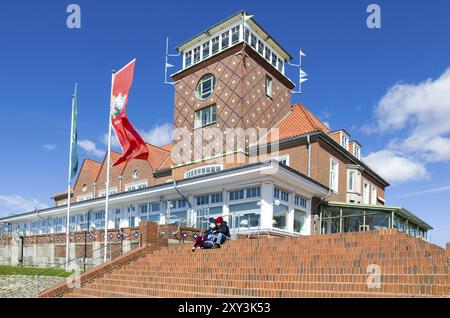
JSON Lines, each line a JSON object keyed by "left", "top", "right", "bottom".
{"left": 166, "top": 62, "right": 174, "bottom": 68}
{"left": 300, "top": 78, "right": 308, "bottom": 83}
{"left": 244, "top": 13, "right": 254, "bottom": 21}
{"left": 300, "top": 50, "right": 306, "bottom": 57}
{"left": 300, "top": 69, "right": 308, "bottom": 77}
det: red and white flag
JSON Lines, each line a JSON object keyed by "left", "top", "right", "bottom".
{"left": 110, "top": 59, "right": 148, "bottom": 166}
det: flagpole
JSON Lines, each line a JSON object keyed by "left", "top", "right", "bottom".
{"left": 103, "top": 72, "right": 115, "bottom": 263}
{"left": 65, "top": 83, "right": 77, "bottom": 270}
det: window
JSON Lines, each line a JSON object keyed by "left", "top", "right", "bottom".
{"left": 265, "top": 47, "right": 271, "bottom": 62}
{"left": 125, "top": 181, "right": 147, "bottom": 192}
{"left": 221, "top": 31, "right": 229, "bottom": 49}
{"left": 94, "top": 211, "right": 105, "bottom": 229}
{"left": 132, "top": 169, "right": 139, "bottom": 179}
{"left": 271, "top": 52, "right": 277, "bottom": 68}
{"left": 211, "top": 193, "right": 223, "bottom": 204}
{"left": 31, "top": 221, "right": 40, "bottom": 235}
{"left": 54, "top": 217, "right": 64, "bottom": 233}
{"left": 193, "top": 46, "right": 200, "bottom": 64}
{"left": 371, "top": 185, "right": 377, "bottom": 205}
{"left": 195, "top": 74, "right": 216, "bottom": 100}
{"left": 229, "top": 201, "right": 260, "bottom": 229}
{"left": 250, "top": 33, "right": 257, "bottom": 49}
{"left": 363, "top": 181, "right": 370, "bottom": 204}
{"left": 294, "top": 195, "right": 307, "bottom": 209}
{"left": 246, "top": 187, "right": 261, "bottom": 199}
{"left": 257, "top": 39, "right": 264, "bottom": 55}
{"left": 265, "top": 75, "right": 272, "bottom": 97}
{"left": 341, "top": 134, "right": 349, "bottom": 150}
{"left": 244, "top": 27, "right": 250, "bottom": 43}
{"left": 276, "top": 155, "right": 289, "bottom": 166}
{"left": 294, "top": 209, "right": 306, "bottom": 233}
{"left": 185, "top": 51, "right": 192, "bottom": 67}
{"left": 273, "top": 188, "right": 289, "bottom": 202}
{"left": 211, "top": 36, "right": 220, "bottom": 54}
{"left": 273, "top": 204, "right": 288, "bottom": 230}
{"left": 196, "top": 195, "right": 209, "bottom": 206}
{"left": 77, "top": 193, "right": 93, "bottom": 202}
{"left": 69, "top": 215, "right": 76, "bottom": 231}
{"left": 278, "top": 57, "right": 283, "bottom": 72}
{"left": 82, "top": 184, "right": 87, "bottom": 192}
{"left": 99, "top": 188, "right": 118, "bottom": 197}
{"left": 348, "top": 170, "right": 356, "bottom": 192}
{"left": 202, "top": 41, "right": 210, "bottom": 59}
{"left": 231, "top": 25, "right": 240, "bottom": 44}
{"left": 139, "top": 204, "right": 148, "bottom": 221}
{"left": 185, "top": 164, "right": 223, "bottom": 178}
{"left": 114, "top": 209, "right": 121, "bottom": 228}
{"left": 354, "top": 145, "right": 361, "bottom": 159}
{"left": 329, "top": 158, "right": 339, "bottom": 192}
{"left": 128, "top": 206, "right": 136, "bottom": 227}
{"left": 230, "top": 189, "right": 245, "bottom": 201}
{"left": 194, "top": 104, "right": 216, "bottom": 128}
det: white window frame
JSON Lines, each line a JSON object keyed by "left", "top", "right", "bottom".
{"left": 347, "top": 170, "right": 356, "bottom": 192}
{"left": 363, "top": 181, "right": 370, "bottom": 204}
{"left": 354, "top": 145, "right": 361, "bottom": 159}
{"left": 371, "top": 185, "right": 377, "bottom": 205}
{"left": 195, "top": 74, "right": 216, "bottom": 100}
{"left": 76, "top": 193, "right": 93, "bottom": 202}
{"left": 265, "top": 75, "right": 273, "bottom": 97}
{"left": 277, "top": 154, "right": 289, "bottom": 166}
{"left": 98, "top": 187, "right": 118, "bottom": 198}
{"left": 341, "top": 133, "right": 349, "bottom": 151}
{"left": 125, "top": 180, "right": 148, "bottom": 192}
{"left": 194, "top": 104, "right": 217, "bottom": 128}
{"left": 329, "top": 158, "right": 339, "bottom": 193}
{"left": 185, "top": 164, "right": 223, "bottom": 178}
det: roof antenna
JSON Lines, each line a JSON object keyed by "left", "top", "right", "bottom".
{"left": 288, "top": 49, "right": 308, "bottom": 94}
{"left": 164, "top": 37, "right": 181, "bottom": 85}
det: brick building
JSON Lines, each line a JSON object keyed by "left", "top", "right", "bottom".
{"left": 0, "top": 11, "right": 431, "bottom": 243}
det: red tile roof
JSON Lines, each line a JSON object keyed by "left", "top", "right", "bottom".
{"left": 84, "top": 158, "right": 103, "bottom": 180}
{"left": 145, "top": 143, "right": 171, "bottom": 170}
{"left": 273, "top": 103, "right": 330, "bottom": 141}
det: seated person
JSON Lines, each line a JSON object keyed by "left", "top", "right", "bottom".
{"left": 191, "top": 216, "right": 230, "bottom": 251}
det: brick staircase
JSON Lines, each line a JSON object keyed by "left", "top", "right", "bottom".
{"left": 53, "top": 229, "right": 449, "bottom": 298}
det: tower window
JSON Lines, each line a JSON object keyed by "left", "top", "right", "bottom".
{"left": 250, "top": 33, "right": 257, "bottom": 49}
{"left": 221, "top": 30, "right": 229, "bottom": 50}
{"left": 231, "top": 25, "right": 240, "bottom": 45}
{"left": 257, "top": 39, "right": 264, "bottom": 55}
{"left": 196, "top": 74, "right": 216, "bottom": 100}
{"left": 278, "top": 57, "right": 283, "bottom": 72}
{"left": 271, "top": 52, "right": 277, "bottom": 68}
{"left": 193, "top": 47, "right": 201, "bottom": 64}
{"left": 265, "top": 47, "right": 271, "bottom": 61}
{"left": 202, "top": 42, "right": 210, "bottom": 59}
{"left": 195, "top": 104, "right": 217, "bottom": 128}
{"left": 244, "top": 26, "right": 250, "bottom": 43}
{"left": 185, "top": 51, "right": 192, "bottom": 67}
{"left": 265, "top": 75, "right": 272, "bottom": 97}
{"left": 211, "top": 36, "right": 220, "bottom": 54}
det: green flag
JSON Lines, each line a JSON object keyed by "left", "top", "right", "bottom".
{"left": 70, "top": 83, "right": 79, "bottom": 179}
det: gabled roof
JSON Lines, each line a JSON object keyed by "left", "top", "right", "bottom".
{"left": 273, "top": 103, "right": 330, "bottom": 141}
{"left": 145, "top": 143, "right": 171, "bottom": 171}
{"left": 73, "top": 158, "right": 102, "bottom": 191}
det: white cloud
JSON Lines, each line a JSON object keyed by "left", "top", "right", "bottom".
{"left": 373, "top": 68, "right": 450, "bottom": 162}
{"left": 361, "top": 68, "right": 450, "bottom": 184}
{"left": 362, "top": 150, "right": 428, "bottom": 184}
{"left": 396, "top": 184, "right": 450, "bottom": 198}
{"left": 139, "top": 123, "right": 173, "bottom": 147}
{"left": 42, "top": 144, "right": 56, "bottom": 151}
{"left": 78, "top": 139, "right": 105, "bottom": 158}
{"left": 100, "top": 133, "right": 120, "bottom": 149}
{"left": 100, "top": 123, "right": 173, "bottom": 149}
{"left": 0, "top": 195, "right": 48, "bottom": 216}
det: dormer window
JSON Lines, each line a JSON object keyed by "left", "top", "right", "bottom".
{"left": 211, "top": 36, "right": 220, "bottom": 54}
{"left": 231, "top": 25, "right": 240, "bottom": 45}
{"left": 341, "top": 134, "right": 349, "bottom": 151}
{"left": 221, "top": 30, "right": 230, "bottom": 50}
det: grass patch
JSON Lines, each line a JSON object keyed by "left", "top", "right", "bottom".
{"left": 0, "top": 265, "right": 72, "bottom": 277}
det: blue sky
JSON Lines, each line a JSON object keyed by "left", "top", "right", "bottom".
{"left": 0, "top": 0, "right": 449, "bottom": 247}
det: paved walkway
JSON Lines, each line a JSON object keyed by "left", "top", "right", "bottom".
{"left": 0, "top": 275, "right": 65, "bottom": 298}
